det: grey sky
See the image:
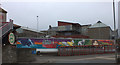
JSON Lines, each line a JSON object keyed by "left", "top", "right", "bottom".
{"left": 1, "top": 2, "right": 118, "bottom": 31}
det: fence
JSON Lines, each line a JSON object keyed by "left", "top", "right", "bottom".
{"left": 0, "top": 21, "right": 13, "bottom": 37}
{"left": 58, "top": 45, "right": 116, "bottom": 56}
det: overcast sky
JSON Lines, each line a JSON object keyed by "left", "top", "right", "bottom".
{"left": 1, "top": 0, "right": 119, "bottom": 31}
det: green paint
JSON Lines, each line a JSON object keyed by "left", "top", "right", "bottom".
{"left": 9, "top": 33, "right": 15, "bottom": 45}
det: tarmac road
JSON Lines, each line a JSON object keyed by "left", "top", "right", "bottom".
{"left": 32, "top": 53, "right": 116, "bottom": 63}
{"left": 2, "top": 53, "right": 120, "bottom": 65}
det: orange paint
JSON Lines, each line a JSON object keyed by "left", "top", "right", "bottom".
{"left": 16, "top": 41, "right": 21, "bottom": 44}
{"left": 54, "top": 42, "right": 58, "bottom": 44}
{"left": 34, "top": 42, "right": 42, "bottom": 44}
{"left": 109, "top": 44, "right": 112, "bottom": 45}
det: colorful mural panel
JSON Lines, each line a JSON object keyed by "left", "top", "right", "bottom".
{"left": 16, "top": 38, "right": 115, "bottom": 48}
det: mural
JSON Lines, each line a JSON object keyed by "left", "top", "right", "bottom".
{"left": 16, "top": 38, "right": 115, "bottom": 48}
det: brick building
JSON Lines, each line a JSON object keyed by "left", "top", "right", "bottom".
{"left": 43, "top": 21, "right": 89, "bottom": 38}
{"left": 88, "top": 21, "right": 113, "bottom": 39}
{"left": 43, "top": 20, "right": 114, "bottom": 39}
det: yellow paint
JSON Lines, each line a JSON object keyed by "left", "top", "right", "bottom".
{"left": 67, "top": 42, "right": 73, "bottom": 46}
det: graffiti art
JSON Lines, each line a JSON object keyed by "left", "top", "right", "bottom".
{"left": 16, "top": 38, "right": 115, "bottom": 48}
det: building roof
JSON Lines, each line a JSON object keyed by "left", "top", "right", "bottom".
{"left": 58, "top": 21, "right": 81, "bottom": 26}
{"left": 89, "top": 21, "right": 108, "bottom": 28}
{"left": 0, "top": 7, "right": 7, "bottom": 13}
{"left": 13, "top": 24, "right": 21, "bottom": 29}
{"left": 81, "top": 24, "right": 91, "bottom": 27}
{"left": 21, "top": 26, "right": 43, "bottom": 33}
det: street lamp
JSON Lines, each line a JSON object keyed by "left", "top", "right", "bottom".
{"left": 113, "top": 0, "right": 116, "bottom": 32}
{"left": 37, "top": 16, "right": 39, "bottom": 38}
{"left": 113, "top": 0, "right": 118, "bottom": 63}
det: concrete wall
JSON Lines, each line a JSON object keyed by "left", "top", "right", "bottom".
{"left": 2, "top": 45, "right": 36, "bottom": 63}
{"left": 2, "top": 45, "right": 17, "bottom": 63}
{"left": 2, "top": 29, "right": 36, "bottom": 64}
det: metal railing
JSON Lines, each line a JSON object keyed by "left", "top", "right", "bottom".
{"left": 58, "top": 45, "right": 116, "bottom": 56}
{"left": 0, "top": 22, "right": 13, "bottom": 37}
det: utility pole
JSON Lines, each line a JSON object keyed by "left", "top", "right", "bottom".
{"left": 37, "top": 16, "right": 39, "bottom": 38}
{"left": 113, "top": 0, "right": 118, "bottom": 63}
{"left": 113, "top": 0, "right": 116, "bottom": 31}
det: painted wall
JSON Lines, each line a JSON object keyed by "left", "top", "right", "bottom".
{"left": 16, "top": 38, "right": 114, "bottom": 48}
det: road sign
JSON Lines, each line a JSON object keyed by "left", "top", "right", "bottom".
{"left": 8, "top": 33, "right": 15, "bottom": 45}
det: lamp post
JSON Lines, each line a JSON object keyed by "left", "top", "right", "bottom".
{"left": 37, "top": 16, "right": 39, "bottom": 38}
{"left": 113, "top": 0, "right": 116, "bottom": 32}
{"left": 113, "top": 0, "right": 118, "bottom": 63}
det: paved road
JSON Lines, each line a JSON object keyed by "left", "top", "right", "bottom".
{"left": 1, "top": 53, "right": 120, "bottom": 65}
{"left": 31, "top": 53, "right": 116, "bottom": 63}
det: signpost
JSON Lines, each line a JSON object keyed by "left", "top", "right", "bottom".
{"left": 8, "top": 33, "right": 15, "bottom": 45}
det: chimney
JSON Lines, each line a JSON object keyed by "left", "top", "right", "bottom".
{"left": 10, "top": 19, "right": 13, "bottom": 22}
{"left": 97, "top": 21, "right": 102, "bottom": 23}
{"left": 49, "top": 25, "right": 52, "bottom": 29}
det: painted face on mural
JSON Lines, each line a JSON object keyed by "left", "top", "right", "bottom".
{"left": 92, "top": 40, "right": 100, "bottom": 45}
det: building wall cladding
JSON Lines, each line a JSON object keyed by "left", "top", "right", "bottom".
{"left": 88, "top": 27, "right": 111, "bottom": 39}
